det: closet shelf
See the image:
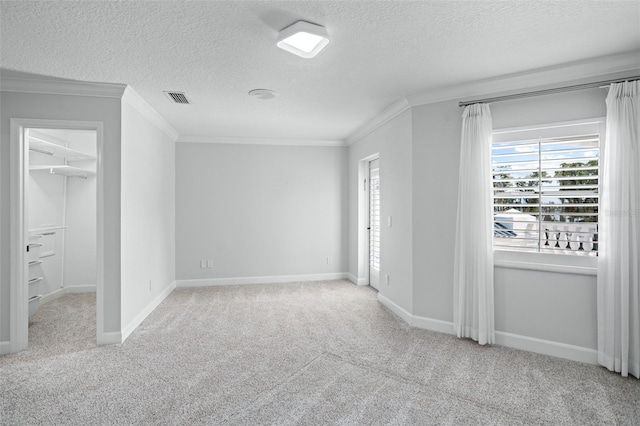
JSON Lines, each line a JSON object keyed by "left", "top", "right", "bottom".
{"left": 30, "top": 165, "right": 95, "bottom": 179}
{"left": 29, "top": 136, "right": 95, "bottom": 161}
{"left": 29, "top": 225, "right": 66, "bottom": 235}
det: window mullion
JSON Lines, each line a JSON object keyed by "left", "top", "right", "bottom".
{"left": 537, "top": 137, "right": 542, "bottom": 252}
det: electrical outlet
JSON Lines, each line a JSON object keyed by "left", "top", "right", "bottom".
{"left": 327, "top": 257, "right": 332, "bottom": 265}
{"left": 200, "top": 260, "right": 207, "bottom": 269}
{"left": 149, "top": 280, "right": 152, "bottom": 291}
{"left": 388, "top": 216, "right": 392, "bottom": 227}
{"left": 207, "top": 260, "right": 214, "bottom": 268}
{"left": 385, "top": 274, "right": 390, "bottom": 285}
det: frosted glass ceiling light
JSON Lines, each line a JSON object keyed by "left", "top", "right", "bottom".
{"left": 276, "top": 21, "right": 330, "bottom": 59}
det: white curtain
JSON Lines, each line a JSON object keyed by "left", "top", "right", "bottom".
{"left": 454, "top": 103, "right": 495, "bottom": 345}
{"left": 598, "top": 80, "right": 640, "bottom": 379}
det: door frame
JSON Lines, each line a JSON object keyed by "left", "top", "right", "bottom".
{"left": 368, "top": 159, "right": 381, "bottom": 289}
{"left": 9, "top": 118, "right": 104, "bottom": 353}
{"left": 357, "top": 153, "right": 379, "bottom": 286}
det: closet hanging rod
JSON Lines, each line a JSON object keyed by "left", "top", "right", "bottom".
{"left": 30, "top": 147, "right": 56, "bottom": 156}
{"left": 49, "top": 169, "right": 88, "bottom": 179}
{"left": 458, "top": 75, "right": 640, "bottom": 108}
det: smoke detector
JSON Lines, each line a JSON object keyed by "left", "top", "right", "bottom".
{"left": 249, "top": 89, "right": 277, "bottom": 100}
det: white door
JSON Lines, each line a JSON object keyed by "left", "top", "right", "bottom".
{"left": 369, "top": 159, "right": 380, "bottom": 289}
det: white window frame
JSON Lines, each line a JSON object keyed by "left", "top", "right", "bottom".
{"left": 491, "top": 118, "right": 605, "bottom": 275}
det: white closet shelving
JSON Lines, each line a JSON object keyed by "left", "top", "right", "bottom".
{"left": 27, "top": 131, "right": 97, "bottom": 317}
{"left": 29, "top": 165, "right": 95, "bottom": 179}
{"left": 29, "top": 136, "right": 95, "bottom": 160}
{"left": 29, "top": 225, "right": 67, "bottom": 234}
{"left": 27, "top": 235, "right": 44, "bottom": 317}
{"left": 29, "top": 134, "right": 96, "bottom": 179}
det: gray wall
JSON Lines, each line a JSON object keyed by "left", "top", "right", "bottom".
{"left": 0, "top": 91, "right": 123, "bottom": 341}
{"left": 411, "top": 100, "right": 461, "bottom": 321}
{"left": 120, "top": 97, "right": 176, "bottom": 329}
{"left": 175, "top": 143, "right": 348, "bottom": 280}
{"left": 348, "top": 109, "right": 413, "bottom": 312}
{"left": 490, "top": 88, "right": 605, "bottom": 348}
{"left": 0, "top": 75, "right": 620, "bottom": 353}
{"left": 411, "top": 88, "right": 607, "bottom": 349}
{"left": 64, "top": 130, "right": 98, "bottom": 289}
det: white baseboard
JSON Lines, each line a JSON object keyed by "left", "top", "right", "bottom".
{"left": 121, "top": 281, "right": 176, "bottom": 342}
{"left": 411, "top": 315, "right": 455, "bottom": 335}
{"left": 377, "top": 293, "right": 597, "bottom": 365}
{"left": 377, "top": 293, "right": 413, "bottom": 325}
{"left": 176, "top": 273, "right": 349, "bottom": 288}
{"left": 40, "top": 285, "right": 96, "bottom": 306}
{"left": 66, "top": 285, "right": 96, "bottom": 293}
{"left": 0, "top": 340, "right": 12, "bottom": 355}
{"left": 495, "top": 331, "right": 598, "bottom": 365}
{"left": 40, "top": 288, "right": 66, "bottom": 305}
{"left": 97, "top": 331, "right": 122, "bottom": 346}
{"left": 347, "top": 273, "right": 368, "bottom": 286}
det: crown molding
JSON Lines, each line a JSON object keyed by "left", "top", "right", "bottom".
{"left": 177, "top": 135, "right": 346, "bottom": 147}
{"left": 0, "top": 74, "right": 180, "bottom": 141}
{"left": 0, "top": 74, "right": 126, "bottom": 99}
{"left": 407, "top": 50, "right": 640, "bottom": 107}
{"left": 346, "top": 97, "right": 411, "bottom": 146}
{"left": 346, "top": 51, "right": 640, "bottom": 144}
{"left": 122, "top": 87, "right": 180, "bottom": 141}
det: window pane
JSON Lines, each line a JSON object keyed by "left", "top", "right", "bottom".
{"left": 492, "top": 130, "right": 599, "bottom": 256}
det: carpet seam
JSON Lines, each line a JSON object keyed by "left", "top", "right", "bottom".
{"left": 319, "top": 350, "right": 537, "bottom": 425}
{"left": 216, "top": 352, "right": 325, "bottom": 425}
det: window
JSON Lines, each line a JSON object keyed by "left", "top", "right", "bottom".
{"left": 492, "top": 120, "right": 602, "bottom": 256}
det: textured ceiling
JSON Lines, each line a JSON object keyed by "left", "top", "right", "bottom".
{"left": 1, "top": 1, "right": 639, "bottom": 141}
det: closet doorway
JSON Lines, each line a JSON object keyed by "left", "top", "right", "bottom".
{"left": 27, "top": 127, "right": 97, "bottom": 352}
{"left": 9, "top": 119, "right": 104, "bottom": 354}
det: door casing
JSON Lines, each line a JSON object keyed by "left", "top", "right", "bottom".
{"left": 8, "top": 118, "right": 105, "bottom": 354}
{"left": 356, "top": 153, "right": 379, "bottom": 287}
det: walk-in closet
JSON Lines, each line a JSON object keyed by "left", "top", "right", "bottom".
{"left": 26, "top": 128, "right": 97, "bottom": 349}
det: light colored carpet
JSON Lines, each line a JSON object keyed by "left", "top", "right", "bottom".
{"left": 1, "top": 280, "right": 638, "bottom": 425}
{"left": 24, "top": 292, "right": 97, "bottom": 362}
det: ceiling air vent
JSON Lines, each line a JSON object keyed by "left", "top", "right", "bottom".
{"left": 164, "top": 91, "right": 191, "bottom": 105}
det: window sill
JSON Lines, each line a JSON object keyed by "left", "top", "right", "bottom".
{"left": 494, "top": 250, "right": 597, "bottom": 276}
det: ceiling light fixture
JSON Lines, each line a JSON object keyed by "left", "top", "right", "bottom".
{"left": 276, "top": 21, "right": 330, "bottom": 59}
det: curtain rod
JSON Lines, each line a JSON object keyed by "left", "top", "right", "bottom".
{"left": 458, "top": 76, "right": 640, "bottom": 108}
